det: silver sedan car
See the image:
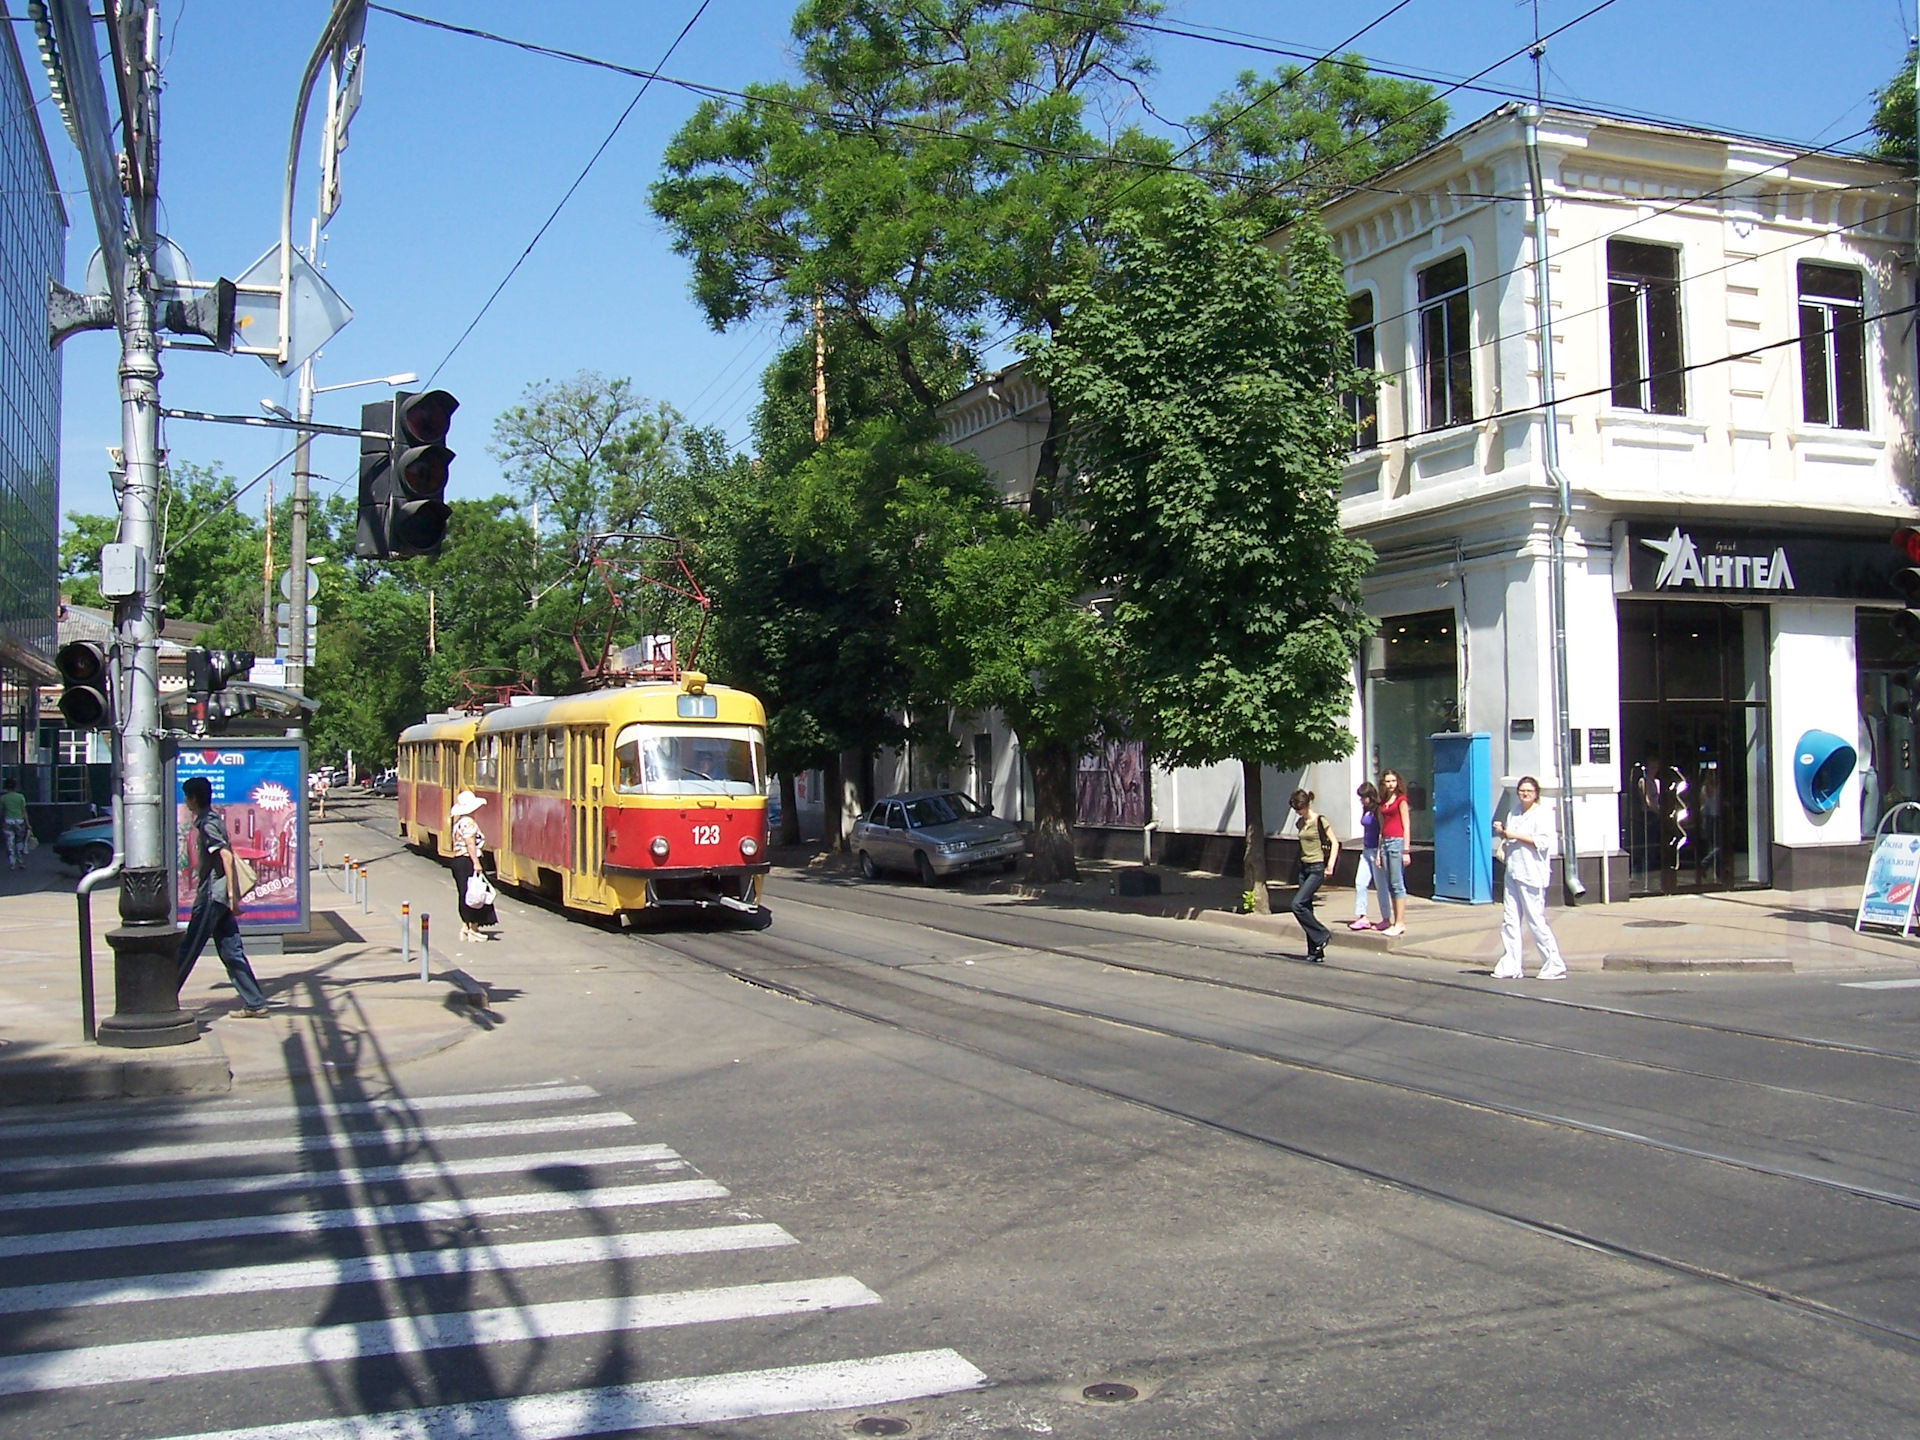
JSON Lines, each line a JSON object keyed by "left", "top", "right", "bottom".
{"left": 852, "top": 790, "right": 1026, "bottom": 883}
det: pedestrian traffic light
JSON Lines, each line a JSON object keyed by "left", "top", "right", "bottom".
{"left": 354, "top": 389, "right": 457, "bottom": 559}
{"left": 184, "top": 647, "right": 254, "bottom": 695}
{"left": 1892, "top": 527, "right": 1920, "bottom": 644}
{"left": 55, "top": 640, "right": 110, "bottom": 727}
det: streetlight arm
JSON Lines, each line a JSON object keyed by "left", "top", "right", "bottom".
{"left": 281, "top": 1, "right": 366, "bottom": 363}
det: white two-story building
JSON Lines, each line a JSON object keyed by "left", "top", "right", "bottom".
{"left": 915, "top": 103, "right": 1918, "bottom": 899}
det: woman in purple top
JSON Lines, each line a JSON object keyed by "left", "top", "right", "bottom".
{"left": 1350, "top": 782, "right": 1385, "bottom": 930}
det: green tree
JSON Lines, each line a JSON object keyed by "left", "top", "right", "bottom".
{"left": 925, "top": 519, "right": 1119, "bottom": 879}
{"left": 1187, "top": 57, "right": 1447, "bottom": 229}
{"left": 1873, "top": 45, "right": 1916, "bottom": 167}
{"left": 1029, "top": 185, "right": 1374, "bottom": 910}
{"left": 58, "top": 511, "right": 117, "bottom": 609}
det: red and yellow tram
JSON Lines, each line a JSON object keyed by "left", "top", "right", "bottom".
{"left": 397, "top": 674, "right": 769, "bottom": 917}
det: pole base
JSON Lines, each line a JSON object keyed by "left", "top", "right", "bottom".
{"left": 98, "top": 920, "right": 199, "bottom": 1049}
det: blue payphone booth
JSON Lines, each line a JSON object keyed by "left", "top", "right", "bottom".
{"left": 1430, "top": 732, "right": 1493, "bottom": 904}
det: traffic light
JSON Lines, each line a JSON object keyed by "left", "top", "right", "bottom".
{"left": 1893, "top": 527, "right": 1920, "bottom": 645}
{"left": 355, "top": 389, "right": 457, "bottom": 559}
{"left": 55, "top": 641, "right": 110, "bottom": 727}
{"left": 184, "top": 647, "right": 254, "bottom": 695}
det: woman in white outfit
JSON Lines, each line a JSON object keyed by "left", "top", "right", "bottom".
{"left": 1491, "top": 776, "right": 1567, "bottom": 981}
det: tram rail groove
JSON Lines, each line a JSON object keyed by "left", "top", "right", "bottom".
{"left": 766, "top": 890, "right": 1920, "bottom": 1121}
{"left": 773, "top": 883, "right": 1920, "bottom": 1067}
{"left": 640, "top": 924, "right": 1920, "bottom": 1358}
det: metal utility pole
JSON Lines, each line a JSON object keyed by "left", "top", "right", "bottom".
{"left": 287, "top": 351, "right": 315, "bottom": 692}
{"left": 813, "top": 288, "right": 829, "bottom": 444}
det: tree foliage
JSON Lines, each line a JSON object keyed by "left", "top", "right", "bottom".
{"left": 1873, "top": 45, "right": 1916, "bottom": 167}
{"left": 1029, "top": 184, "right": 1374, "bottom": 904}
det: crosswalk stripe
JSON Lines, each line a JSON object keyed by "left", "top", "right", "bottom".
{"left": 0, "top": 1142, "right": 680, "bottom": 1215}
{"left": 152, "top": 1350, "right": 990, "bottom": 1440}
{"left": 1841, "top": 977, "right": 1920, "bottom": 989}
{"left": 0, "top": 1112, "right": 637, "bottom": 1174}
{"left": 0, "top": 1222, "right": 797, "bottom": 1314}
{"left": 0, "top": 1277, "right": 884, "bottom": 1395}
{"left": 0, "top": 1083, "right": 599, "bottom": 1142}
{"left": 0, "top": 1178, "right": 729, "bottom": 1257}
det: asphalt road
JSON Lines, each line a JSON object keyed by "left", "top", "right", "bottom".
{"left": 4, "top": 812, "right": 1919, "bottom": 1438}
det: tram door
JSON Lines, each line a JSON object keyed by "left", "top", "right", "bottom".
{"left": 568, "top": 728, "right": 605, "bottom": 903}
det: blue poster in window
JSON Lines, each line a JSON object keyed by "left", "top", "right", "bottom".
{"left": 168, "top": 739, "right": 309, "bottom": 934}
{"left": 1857, "top": 832, "right": 1920, "bottom": 935}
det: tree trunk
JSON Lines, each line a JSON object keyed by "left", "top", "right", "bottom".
{"left": 1026, "top": 743, "right": 1079, "bottom": 883}
{"left": 1243, "top": 758, "right": 1271, "bottom": 914}
{"left": 778, "top": 770, "right": 800, "bottom": 847}
{"left": 824, "top": 751, "right": 846, "bottom": 853}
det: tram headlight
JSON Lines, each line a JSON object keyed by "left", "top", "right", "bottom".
{"left": 739, "top": 836, "right": 760, "bottom": 859}
{"left": 649, "top": 836, "right": 670, "bottom": 862}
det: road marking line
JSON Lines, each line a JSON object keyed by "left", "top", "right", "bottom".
{"left": 0, "top": 1083, "right": 599, "bottom": 1141}
{"left": 0, "top": 1277, "right": 883, "bottom": 1394}
{"left": 0, "top": 1179, "right": 728, "bottom": 1257}
{"left": 0, "top": 1142, "right": 679, "bottom": 1214}
{"left": 150, "top": 1349, "right": 988, "bottom": 1440}
{"left": 1841, "top": 978, "right": 1920, "bottom": 989}
{"left": 0, "top": 1112, "right": 637, "bottom": 1174}
{"left": 0, "top": 1222, "right": 796, "bottom": 1314}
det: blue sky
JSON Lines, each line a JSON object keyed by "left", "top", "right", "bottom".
{"left": 20, "top": 0, "right": 1917, "bottom": 526}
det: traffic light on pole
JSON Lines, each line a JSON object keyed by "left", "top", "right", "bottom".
{"left": 55, "top": 641, "right": 110, "bottom": 727}
{"left": 1892, "top": 527, "right": 1920, "bottom": 645}
{"left": 354, "top": 389, "right": 457, "bottom": 560}
{"left": 184, "top": 647, "right": 254, "bottom": 695}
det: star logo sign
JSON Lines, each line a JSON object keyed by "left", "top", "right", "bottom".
{"left": 1640, "top": 526, "right": 1700, "bottom": 589}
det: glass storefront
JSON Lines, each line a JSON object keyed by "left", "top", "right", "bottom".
{"left": 1618, "top": 601, "right": 1771, "bottom": 894}
{"left": 1857, "top": 609, "right": 1919, "bottom": 834}
{"left": 1365, "top": 609, "right": 1459, "bottom": 845}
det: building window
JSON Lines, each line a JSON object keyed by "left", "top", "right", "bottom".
{"left": 1607, "top": 239, "right": 1684, "bottom": 414}
{"left": 1417, "top": 254, "right": 1473, "bottom": 430}
{"left": 1799, "top": 262, "right": 1867, "bottom": 430}
{"left": 1345, "top": 291, "right": 1378, "bottom": 450}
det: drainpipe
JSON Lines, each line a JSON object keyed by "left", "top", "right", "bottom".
{"left": 1525, "top": 106, "right": 1587, "bottom": 902}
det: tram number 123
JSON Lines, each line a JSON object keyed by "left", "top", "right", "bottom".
{"left": 692, "top": 824, "right": 722, "bottom": 846}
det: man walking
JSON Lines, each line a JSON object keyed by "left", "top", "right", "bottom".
{"left": 1, "top": 779, "right": 27, "bottom": 870}
{"left": 176, "top": 776, "right": 272, "bottom": 1017}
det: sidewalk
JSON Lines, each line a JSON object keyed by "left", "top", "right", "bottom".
{"left": 0, "top": 808, "right": 492, "bottom": 1106}
{"left": 777, "top": 846, "right": 1920, "bottom": 976}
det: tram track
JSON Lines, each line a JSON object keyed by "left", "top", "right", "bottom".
{"left": 770, "top": 885, "right": 1920, "bottom": 1114}
{"left": 639, "top": 919, "right": 1920, "bottom": 1355}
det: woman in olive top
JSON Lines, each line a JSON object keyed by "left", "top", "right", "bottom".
{"left": 1288, "top": 789, "right": 1338, "bottom": 963}
{"left": 1378, "top": 770, "right": 1411, "bottom": 936}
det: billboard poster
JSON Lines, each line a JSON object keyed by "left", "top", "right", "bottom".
{"left": 1856, "top": 831, "right": 1920, "bottom": 935}
{"left": 167, "top": 738, "right": 309, "bottom": 934}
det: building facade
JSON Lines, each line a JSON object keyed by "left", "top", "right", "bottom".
{"left": 0, "top": 4, "right": 67, "bottom": 798}
{"left": 933, "top": 105, "right": 1917, "bottom": 898}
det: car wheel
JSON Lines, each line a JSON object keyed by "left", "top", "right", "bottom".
{"left": 84, "top": 842, "right": 114, "bottom": 872}
{"left": 916, "top": 851, "right": 938, "bottom": 886}
{"left": 858, "top": 850, "right": 878, "bottom": 881}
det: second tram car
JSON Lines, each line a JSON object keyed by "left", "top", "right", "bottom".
{"left": 397, "top": 675, "right": 769, "bottom": 917}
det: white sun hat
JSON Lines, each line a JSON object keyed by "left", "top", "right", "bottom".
{"left": 449, "top": 789, "right": 485, "bottom": 819}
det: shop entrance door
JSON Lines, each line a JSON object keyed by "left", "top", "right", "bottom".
{"left": 1619, "top": 601, "right": 1771, "bottom": 896}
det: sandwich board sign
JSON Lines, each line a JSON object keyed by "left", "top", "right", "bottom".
{"left": 1857, "top": 807, "right": 1920, "bottom": 936}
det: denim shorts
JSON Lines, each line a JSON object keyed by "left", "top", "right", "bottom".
{"left": 1379, "top": 836, "right": 1408, "bottom": 899}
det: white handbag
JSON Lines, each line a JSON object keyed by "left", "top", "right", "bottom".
{"left": 464, "top": 872, "right": 495, "bottom": 909}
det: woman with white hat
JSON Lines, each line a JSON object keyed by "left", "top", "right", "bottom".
{"left": 448, "top": 790, "right": 498, "bottom": 943}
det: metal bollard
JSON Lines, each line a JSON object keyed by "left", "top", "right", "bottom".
{"left": 400, "top": 901, "right": 411, "bottom": 969}
{"left": 342, "top": 855, "right": 352, "bottom": 894}
{"left": 360, "top": 866, "right": 370, "bottom": 914}
{"left": 315, "top": 836, "right": 324, "bottom": 873}
{"left": 419, "top": 913, "right": 431, "bottom": 981}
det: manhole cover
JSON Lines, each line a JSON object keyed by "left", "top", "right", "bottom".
{"left": 1624, "top": 920, "right": 1687, "bottom": 929}
{"left": 853, "top": 1419, "right": 911, "bottom": 1437}
{"left": 1082, "top": 1383, "right": 1139, "bottom": 1403}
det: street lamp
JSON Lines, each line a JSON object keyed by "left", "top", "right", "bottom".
{"left": 284, "top": 369, "right": 416, "bottom": 693}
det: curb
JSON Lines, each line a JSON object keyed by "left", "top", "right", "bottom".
{"left": 1601, "top": 955, "right": 1795, "bottom": 973}
{"left": 0, "top": 1033, "right": 232, "bottom": 1107}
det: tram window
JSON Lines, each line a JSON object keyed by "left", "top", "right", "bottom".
{"left": 614, "top": 725, "right": 766, "bottom": 796}
{"left": 513, "top": 734, "right": 530, "bottom": 790}
{"left": 476, "top": 736, "right": 499, "bottom": 788}
{"left": 545, "top": 731, "right": 566, "bottom": 791}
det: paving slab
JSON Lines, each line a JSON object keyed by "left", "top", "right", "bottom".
{"left": 0, "top": 819, "right": 488, "bottom": 1105}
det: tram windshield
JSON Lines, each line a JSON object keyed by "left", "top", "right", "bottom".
{"left": 614, "top": 724, "right": 766, "bottom": 797}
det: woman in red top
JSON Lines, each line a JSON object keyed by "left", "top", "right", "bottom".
{"left": 1378, "top": 770, "right": 1411, "bottom": 935}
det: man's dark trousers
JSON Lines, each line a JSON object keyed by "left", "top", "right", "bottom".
{"left": 176, "top": 897, "right": 268, "bottom": 1009}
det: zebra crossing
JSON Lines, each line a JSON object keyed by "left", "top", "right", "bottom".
{"left": 0, "top": 1079, "right": 985, "bottom": 1437}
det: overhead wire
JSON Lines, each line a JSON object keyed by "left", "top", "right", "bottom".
{"left": 417, "top": 0, "right": 717, "bottom": 386}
